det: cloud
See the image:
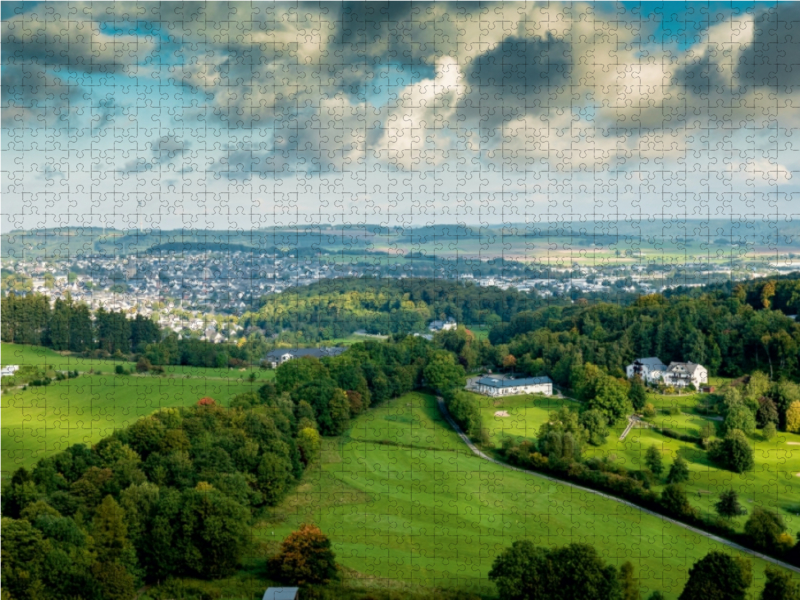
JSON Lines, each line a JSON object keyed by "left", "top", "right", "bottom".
{"left": 1, "top": 10, "right": 154, "bottom": 125}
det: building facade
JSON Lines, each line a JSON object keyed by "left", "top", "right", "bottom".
{"left": 265, "top": 347, "right": 347, "bottom": 368}
{"left": 474, "top": 375, "right": 553, "bottom": 397}
{"left": 626, "top": 357, "right": 708, "bottom": 388}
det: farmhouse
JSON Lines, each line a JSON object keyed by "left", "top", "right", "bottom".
{"left": 626, "top": 357, "right": 708, "bottom": 388}
{"left": 428, "top": 318, "right": 457, "bottom": 332}
{"left": 265, "top": 347, "right": 347, "bottom": 369}
{"left": 474, "top": 375, "right": 553, "bottom": 397}
{"left": 625, "top": 357, "right": 665, "bottom": 381}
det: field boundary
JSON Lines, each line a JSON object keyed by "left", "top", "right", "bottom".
{"left": 436, "top": 396, "right": 800, "bottom": 574}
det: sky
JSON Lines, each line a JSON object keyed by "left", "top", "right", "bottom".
{"left": 2, "top": 1, "right": 799, "bottom": 233}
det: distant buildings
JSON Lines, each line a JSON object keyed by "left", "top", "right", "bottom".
{"left": 626, "top": 357, "right": 708, "bottom": 388}
{"left": 428, "top": 318, "right": 457, "bottom": 332}
{"left": 473, "top": 375, "right": 553, "bottom": 397}
{"left": 265, "top": 347, "right": 347, "bottom": 368}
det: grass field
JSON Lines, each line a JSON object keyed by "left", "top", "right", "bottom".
{"left": 469, "top": 389, "right": 800, "bottom": 540}
{"left": 259, "top": 392, "right": 798, "bottom": 599}
{"left": 1, "top": 343, "right": 272, "bottom": 473}
{"left": 1, "top": 342, "right": 276, "bottom": 380}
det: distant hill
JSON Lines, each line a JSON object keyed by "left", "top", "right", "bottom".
{"left": 3, "top": 219, "right": 798, "bottom": 260}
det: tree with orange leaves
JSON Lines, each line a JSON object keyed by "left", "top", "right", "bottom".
{"left": 268, "top": 523, "right": 338, "bottom": 585}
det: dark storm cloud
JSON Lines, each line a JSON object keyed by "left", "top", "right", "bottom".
{"left": 467, "top": 34, "right": 572, "bottom": 96}
{"left": 737, "top": 3, "right": 800, "bottom": 90}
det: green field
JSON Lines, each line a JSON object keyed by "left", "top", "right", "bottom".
{"left": 261, "top": 392, "right": 798, "bottom": 599}
{"left": 1, "top": 343, "right": 273, "bottom": 473}
{"left": 1, "top": 342, "right": 275, "bottom": 379}
{"left": 471, "top": 389, "right": 800, "bottom": 539}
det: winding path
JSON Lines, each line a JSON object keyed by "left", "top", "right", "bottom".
{"left": 435, "top": 396, "right": 800, "bottom": 574}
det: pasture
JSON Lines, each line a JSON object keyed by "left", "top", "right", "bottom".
{"left": 467, "top": 389, "right": 800, "bottom": 538}
{"left": 260, "top": 392, "right": 798, "bottom": 599}
{"left": 1, "top": 343, "right": 271, "bottom": 473}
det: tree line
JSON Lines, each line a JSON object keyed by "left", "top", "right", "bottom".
{"left": 490, "top": 540, "right": 799, "bottom": 600}
{"left": 490, "top": 287, "right": 800, "bottom": 382}
{"left": 1, "top": 293, "right": 159, "bottom": 356}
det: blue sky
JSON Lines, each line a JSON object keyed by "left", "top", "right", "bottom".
{"left": 2, "top": 1, "right": 798, "bottom": 233}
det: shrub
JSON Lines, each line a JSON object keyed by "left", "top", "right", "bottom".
{"left": 643, "top": 403, "right": 656, "bottom": 418}
{"left": 708, "top": 429, "right": 754, "bottom": 473}
{"left": 787, "top": 401, "right": 800, "bottom": 433}
{"left": 661, "top": 484, "right": 695, "bottom": 518}
{"left": 763, "top": 422, "right": 777, "bottom": 441}
{"left": 745, "top": 507, "right": 787, "bottom": 552}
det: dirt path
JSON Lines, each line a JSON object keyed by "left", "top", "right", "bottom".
{"left": 435, "top": 396, "right": 800, "bottom": 574}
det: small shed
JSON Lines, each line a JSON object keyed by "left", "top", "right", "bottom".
{"left": 262, "top": 588, "right": 299, "bottom": 600}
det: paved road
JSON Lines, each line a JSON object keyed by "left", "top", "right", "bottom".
{"left": 435, "top": 396, "right": 800, "bottom": 574}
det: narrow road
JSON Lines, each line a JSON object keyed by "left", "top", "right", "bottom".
{"left": 435, "top": 396, "right": 800, "bottom": 574}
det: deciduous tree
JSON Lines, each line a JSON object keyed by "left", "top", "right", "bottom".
{"left": 269, "top": 524, "right": 338, "bottom": 586}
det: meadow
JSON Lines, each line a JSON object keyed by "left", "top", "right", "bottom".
{"left": 259, "top": 392, "right": 798, "bottom": 599}
{"left": 472, "top": 389, "right": 800, "bottom": 539}
{"left": 1, "top": 343, "right": 272, "bottom": 473}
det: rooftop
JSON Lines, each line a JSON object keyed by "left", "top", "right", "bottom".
{"left": 477, "top": 375, "right": 553, "bottom": 388}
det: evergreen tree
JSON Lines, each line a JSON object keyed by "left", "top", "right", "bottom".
{"left": 715, "top": 490, "right": 745, "bottom": 520}
{"left": 629, "top": 376, "right": 647, "bottom": 411}
{"left": 666, "top": 456, "right": 690, "bottom": 484}
{"left": 644, "top": 445, "right": 664, "bottom": 476}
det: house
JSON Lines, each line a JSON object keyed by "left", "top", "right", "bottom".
{"left": 428, "top": 318, "right": 457, "bottom": 332}
{"left": 1, "top": 365, "right": 20, "bottom": 378}
{"left": 265, "top": 347, "right": 347, "bottom": 369}
{"left": 262, "top": 588, "right": 299, "bottom": 600}
{"left": 626, "top": 357, "right": 708, "bottom": 388}
{"left": 664, "top": 361, "right": 708, "bottom": 388}
{"left": 474, "top": 375, "right": 553, "bottom": 397}
{"left": 625, "top": 357, "right": 666, "bottom": 382}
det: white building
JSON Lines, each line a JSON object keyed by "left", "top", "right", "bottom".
{"left": 1, "top": 365, "right": 20, "bottom": 378}
{"left": 428, "top": 318, "right": 457, "bottom": 332}
{"left": 474, "top": 375, "right": 553, "bottom": 397}
{"left": 626, "top": 357, "right": 708, "bottom": 388}
{"left": 265, "top": 347, "right": 347, "bottom": 369}
{"left": 626, "top": 357, "right": 666, "bottom": 381}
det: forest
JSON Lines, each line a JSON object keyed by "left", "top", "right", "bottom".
{"left": 489, "top": 277, "right": 800, "bottom": 381}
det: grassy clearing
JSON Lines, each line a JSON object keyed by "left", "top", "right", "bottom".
{"left": 1, "top": 342, "right": 276, "bottom": 380}
{"left": 258, "top": 392, "right": 797, "bottom": 599}
{"left": 475, "top": 392, "right": 577, "bottom": 446}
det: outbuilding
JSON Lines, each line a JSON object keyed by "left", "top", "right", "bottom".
{"left": 262, "top": 588, "right": 299, "bottom": 600}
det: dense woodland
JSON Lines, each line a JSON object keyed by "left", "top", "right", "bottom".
{"left": 490, "top": 279, "right": 800, "bottom": 381}
{"left": 1, "top": 336, "right": 434, "bottom": 599}
{"left": 241, "top": 277, "right": 556, "bottom": 341}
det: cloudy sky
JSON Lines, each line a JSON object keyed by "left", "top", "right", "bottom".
{"left": 2, "top": 1, "right": 799, "bottom": 233}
